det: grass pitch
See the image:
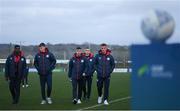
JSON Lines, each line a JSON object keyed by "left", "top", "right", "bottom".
{"left": 0, "top": 72, "right": 130, "bottom": 110}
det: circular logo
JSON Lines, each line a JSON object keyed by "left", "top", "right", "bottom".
{"left": 107, "top": 57, "right": 110, "bottom": 60}
{"left": 21, "top": 58, "right": 24, "bottom": 61}
{"left": 46, "top": 55, "right": 49, "bottom": 58}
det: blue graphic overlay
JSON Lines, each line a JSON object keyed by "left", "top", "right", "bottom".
{"left": 131, "top": 43, "right": 180, "bottom": 110}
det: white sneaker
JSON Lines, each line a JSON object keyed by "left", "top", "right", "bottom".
{"left": 40, "top": 100, "right": 46, "bottom": 105}
{"left": 22, "top": 85, "right": 25, "bottom": 88}
{"left": 104, "top": 100, "right": 109, "bottom": 105}
{"left": 77, "top": 99, "right": 82, "bottom": 104}
{"left": 98, "top": 96, "right": 103, "bottom": 104}
{"left": 25, "top": 84, "right": 29, "bottom": 87}
{"left": 46, "top": 97, "right": 52, "bottom": 104}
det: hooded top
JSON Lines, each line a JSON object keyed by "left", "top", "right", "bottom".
{"left": 83, "top": 52, "right": 95, "bottom": 76}
{"left": 5, "top": 50, "right": 26, "bottom": 79}
{"left": 68, "top": 53, "right": 88, "bottom": 79}
{"left": 94, "top": 49, "right": 115, "bottom": 78}
{"left": 34, "top": 47, "right": 56, "bottom": 76}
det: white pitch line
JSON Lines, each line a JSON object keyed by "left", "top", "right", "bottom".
{"left": 78, "top": 96, "right": 131, "bottom": 110}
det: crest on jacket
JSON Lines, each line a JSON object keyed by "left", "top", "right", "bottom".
{"left": 107, "top": 57, "right": 110, "bottom": 61}
{"left": 21, "top": 58, "right": 24, "bottom": 61}
{"left": 46, "top": 55, "right": 49, "bottom": 58}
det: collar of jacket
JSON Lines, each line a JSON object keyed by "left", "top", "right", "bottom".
{"left": 39, "top": 48, "right": 49, "bottom": 55}
{"left": 73, "top": 53, "right": 83, "bottom": 59}
{"left": 98, "top": 49, "right": 111, "bottom": 56}
{"left": 83, "top": 53, "right": 94, "bottom": 59}
{"left": 12, "top": 51, "right": 24, "bottom": 63}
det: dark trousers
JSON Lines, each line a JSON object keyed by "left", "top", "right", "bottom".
{"left": 82, "top": 76, "right": 92, "bottom": 99}
{"left": 72, "top": 78, "right": 83, "bottom": 100}
{"left": 22, "top": 74, "right": 28, "bottom": 85}
{"left": 97, "top": 77, "right": 110, "bottom": 100}
{"left": 9, "top": 77, "right": 21, "bottom": 103}
{"left": 39, "top": 74, "right": 52, "bottom": 100}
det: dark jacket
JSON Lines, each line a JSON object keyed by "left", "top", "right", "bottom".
{"left": 94, "top": 49, "right": 115, "bottom": 78}
{"left": 68, "top": 53, "right": 88, "bottom": 79}
{"left": 5, "top": 51, "right": 27, "bottom": 79}
{"left": 84, "top": 53, "right": 95, "bottom": 76}
{"left": 34, "top": 48, "right": 56, "bottom": 76}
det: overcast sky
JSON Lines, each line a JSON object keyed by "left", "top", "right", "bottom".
{"left": 0, "top": 0, "right": 179, "bottom": 45}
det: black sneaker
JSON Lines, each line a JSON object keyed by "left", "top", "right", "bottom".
{"left": 73, "top": 99, "right": 77, "bottom": 104}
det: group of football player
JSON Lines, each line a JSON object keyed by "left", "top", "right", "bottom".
{"left": 5, "top": 43, "right": 115, "bottom": 105}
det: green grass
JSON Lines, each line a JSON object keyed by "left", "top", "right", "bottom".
{"left": 0, "top": 72, "right": 130, "bottom": 110}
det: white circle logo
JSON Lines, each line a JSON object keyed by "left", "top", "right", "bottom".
{"left": 21, "top": 58, "right": 24, "bottom": 61}
{"left": 107, "top": 58, "right": 110, "bottom": 60}
{"left": 46, "top": 55, "right": 49, "bottom": 58}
